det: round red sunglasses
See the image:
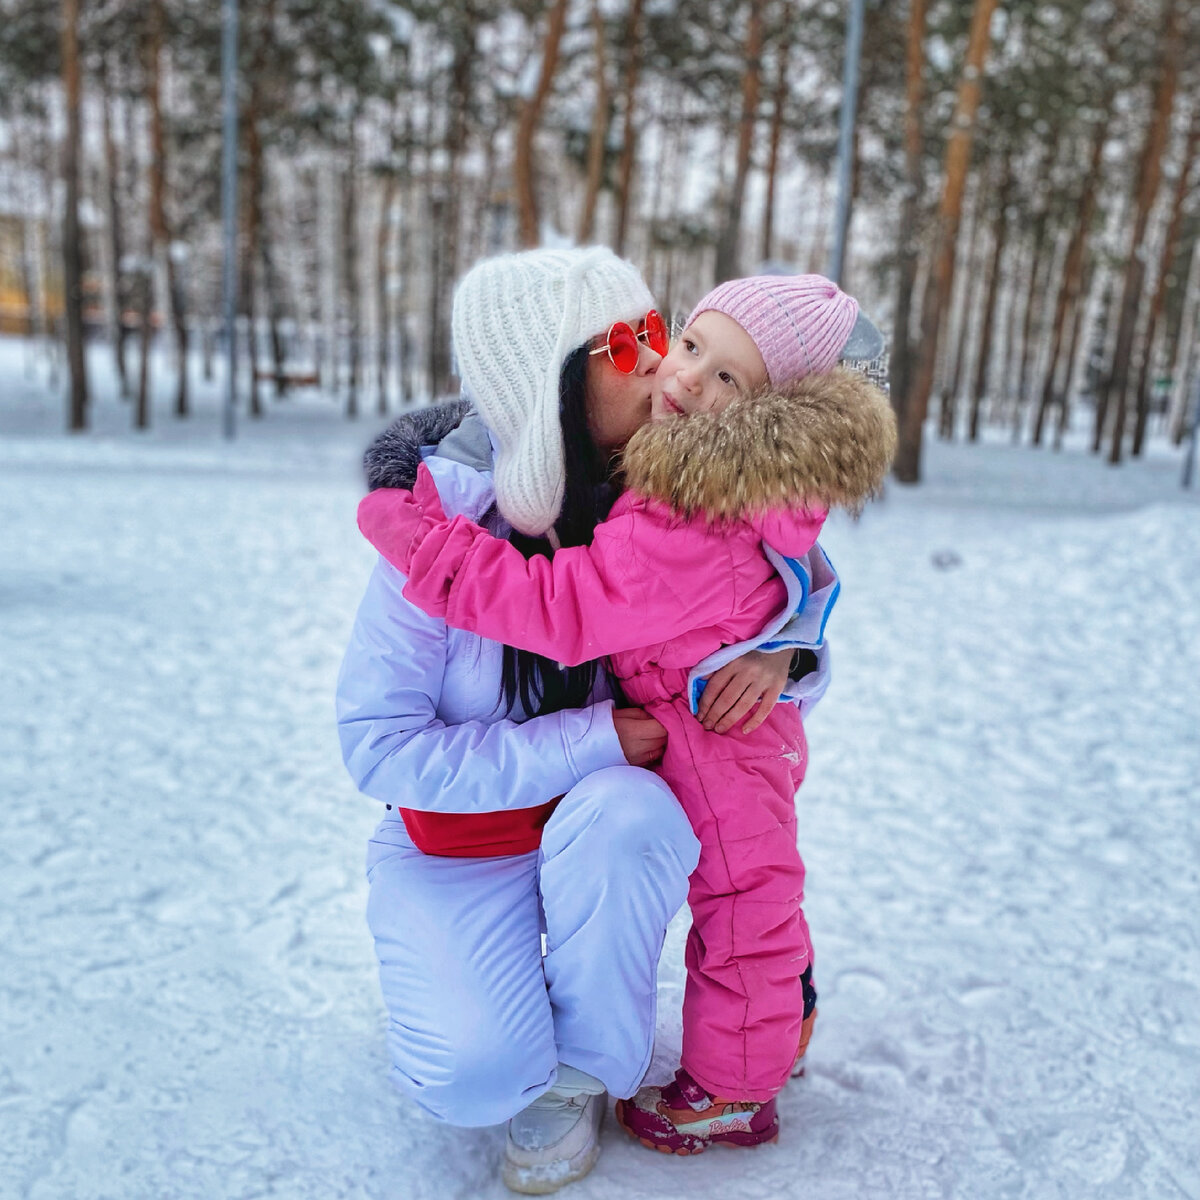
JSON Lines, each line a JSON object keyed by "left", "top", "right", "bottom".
{"left": 588, "top": 310, "right": 668, "bottom": 373}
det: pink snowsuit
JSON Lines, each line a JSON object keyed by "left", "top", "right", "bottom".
{"left": 357, "top": 367, "right": 895, "bottom": 1101}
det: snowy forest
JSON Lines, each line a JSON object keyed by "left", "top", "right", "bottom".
{"left": 1, "top": 0, "right": 1199, "bottom": 481}
{"left": 3, "top": 4, "right": 1200, "bottom": 1198}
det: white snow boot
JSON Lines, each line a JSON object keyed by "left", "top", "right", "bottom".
{"left": 502, "top": 1065, "right": 606, "bottom": 1195}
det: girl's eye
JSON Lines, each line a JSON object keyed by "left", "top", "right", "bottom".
{"left": 719, "top": 371, "right": 734, "bottom": 386}
{"left": 683, "top": 339, "right": 697, "bottom": 354}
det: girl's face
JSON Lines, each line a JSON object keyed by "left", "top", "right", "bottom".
{"left": 651, "top": 310, "right": 768, "bottom": 421}
{"left": 585, "top": 337, "right": 662, "bottom": 453}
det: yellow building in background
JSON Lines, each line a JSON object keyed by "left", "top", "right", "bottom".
{"left": 0, "top": 211, "right": 63, "bottom": 335}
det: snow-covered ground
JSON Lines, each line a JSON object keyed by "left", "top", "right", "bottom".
{"left": 2, "top": 339, "right": 1198, "bottom": 1199}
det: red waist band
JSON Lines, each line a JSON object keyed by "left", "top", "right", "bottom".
{"left": 397, "top": 798, "right": 562, "bottom": 858}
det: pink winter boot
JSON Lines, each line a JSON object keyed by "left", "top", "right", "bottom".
{"left": 615, "top": 1069, "right": 779, "bottom": 1155}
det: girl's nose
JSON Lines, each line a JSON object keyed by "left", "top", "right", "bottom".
{"left": 677, "top": 365, "right": 700, "bottom": 393}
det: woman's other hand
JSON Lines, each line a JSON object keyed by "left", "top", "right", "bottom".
{"left": 696, "top": 647, "right": 792, "bottom": 734}
{"left": 613, "top": 708, "right": 668, "bottom": 766}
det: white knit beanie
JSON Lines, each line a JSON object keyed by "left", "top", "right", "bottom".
{"left": 451, "top": 246, "right": 654, "bottom": 537}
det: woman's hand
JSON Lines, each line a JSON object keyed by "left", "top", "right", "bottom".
{"left": 613, "top": 708, "right": 668, "bottom": 766}
{"left": 696, "top": 647, "right": 793, "bottom": 734}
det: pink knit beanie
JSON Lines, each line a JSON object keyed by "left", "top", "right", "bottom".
{"left": 686, "top": 274, "right": 859, "bottom": 385}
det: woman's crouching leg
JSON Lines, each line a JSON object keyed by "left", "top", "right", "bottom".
{"left": 539, "top": 766, "right": 700, "bottom": 1099}
{"left": 366, "top": 826, "right": 558, "bottom": 1127}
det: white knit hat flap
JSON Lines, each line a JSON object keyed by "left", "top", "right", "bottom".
{"left": 451, "top": 247, "right": 654, "bottom": 537}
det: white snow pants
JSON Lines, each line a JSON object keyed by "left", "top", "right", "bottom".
{"left": 365, "top": 765, "right": 699, "bottom": 1127}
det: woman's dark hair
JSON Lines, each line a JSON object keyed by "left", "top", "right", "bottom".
{"left": 499, "top": 344, "right": 627, "bottom": 717}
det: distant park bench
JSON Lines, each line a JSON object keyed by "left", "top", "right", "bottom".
{"left": 253, "top": 368, "right": 320, "bottom": 388}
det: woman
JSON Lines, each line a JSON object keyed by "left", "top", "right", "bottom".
{"left": 336, "top": 247, "right": 823, "bottom": 1193}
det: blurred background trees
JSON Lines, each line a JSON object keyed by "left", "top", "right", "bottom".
{"left": 0, "top": 0, "right": 1196, "bottom": 481}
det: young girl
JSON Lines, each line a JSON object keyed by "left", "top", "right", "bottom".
{"left": 358, "top": 273, "right": 896, "bottom": 1155}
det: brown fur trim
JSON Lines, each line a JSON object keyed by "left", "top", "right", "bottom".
{"left": 620, "top": 367, "right": 897, "bottom": 520}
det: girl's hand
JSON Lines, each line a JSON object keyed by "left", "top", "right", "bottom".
{"left": 696, "top": 648, "right": 793, "bottom": 734}
{"left": 613, "top": 708, "right": 668, "bottom": 766}
{"left": 358, "top": 464, "right": 449, "bottom": 574}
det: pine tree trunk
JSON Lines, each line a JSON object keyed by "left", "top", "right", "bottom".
{"left": 714, "top": 0, "right": 765, "bottom": 284}
{"left": 648, "top": 100, "right": 684, "bottom": 311}
{"left": 969, "top": 148, "right": 1012, "bottom": 442}
{"left": 889, "top": 0, "right": 929, "bottom": 421}
{"left": 806, "top": 168, "right": 832, "bottom": 273}
{"left": 938, "top": 182, "right": 985, "bottom": 440}
{"left": 243, "top": 243, "right": 263, "bottom": 419}
{"left": 473, "top": 99, "right": 503, "bottom": 263}
{"left": 1160, "top": 208, "right": 1198, "bottom": 386}
{"left": 938, "top": 299, "right": 968, "bottom": 440}
{"left": 243, "top": 109, "right": 264, "bottom": 419}
{"left": 894, "top": 0, "right": 998, "bottom": 483}
{"left": 760, "top": 24, "right": 792, "bottom": 265}
{"left": 1011, "top": 227, "right": 1049, "bottom": 442}
{"left": 1000, "top": 243, "right": 1024, "bottom": 427}
{"left": 318, "top": 159, "right": 338, "bottom": 394}
{"left": 612, "top": 0, "right": 645, "bottom": 255}
{"left": 99, "top": 57, "right": 130, "bottom": 400}
{"left": 376, "top": 168, "right": 397, "bottom": 416}
{"left": 344, "top": 127, "right": 360, "bottom": 419}
{"left": 577, "top": 0, "right": 610, "bottom": 243}
{"left": 145, "top": 0, "right": 189, "bottom": 418}
{"left": 437, "top": 22, "right": 473, "bottom": 393}
{"left": 1089, "top": 279, "right": 1116, "bottom": 452}
{"left": 398, "top": 201, "right": 414, "bottom": 406}
{"left": 1104, "top": 0, "right": 1180, "bottom": 464}
{"left": 1011, "top": 135, "right": 1061, "bottom": 442}
{"left": 1131, "top": 107, "right": 1198, "bottom": 455}
{"left": 397, "top": 107, "right": 416, "bottom": 406}
{"left": 61, "top": 0, "right": 89, "bottom": 432}
{"left": 1167, "top": 237, "right": 1199, "bottom": 444}
{"left": 514, "top": 0, "right": 570, "bottom": 247}
{"left": 1053, "top": 258, "right": 1095, "bottom": 450}
{"left": 418, "top": 67, "right": 439, "bottom": 400}
{"left": 135, "top": 266, "right": 152, "bottom": 430}
{"left": 261, "top": 234, "right": 288, "bottom": 399}
{"left": 202, "top": 320, "right": 214, "bottom": 383}
{"left": 1033, "top": 119, "right": 1108, "bottom": 445}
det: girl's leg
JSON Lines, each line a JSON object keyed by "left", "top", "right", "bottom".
{"left": 614, "top": 764, "right": 811, "bottom": 1155}
{"left": 538, "top": 765, "right": 699, "bottom": 1100}
{"left": 366, "top": 815, "right": 557, "bottom": 1127}
{"left": 682, "top": 830, "right": 811, "bottom": 1099}
{"left": 660, "top": 707, "right": 813, "bottom": 1101}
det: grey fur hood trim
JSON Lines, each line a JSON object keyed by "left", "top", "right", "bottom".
{"left": 363, "top": 399, "right": 472, "bottom": 491}
{"left": 620, "top": 368, "right": 896, "bottom": 520}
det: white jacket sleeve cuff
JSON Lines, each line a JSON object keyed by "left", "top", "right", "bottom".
{"left": 559, "top": 697, "right": 629, "bottom": 780}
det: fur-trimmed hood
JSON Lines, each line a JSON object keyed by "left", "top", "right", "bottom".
{"left": 620, "top": 367, "right": 896, "bottom": 522}
{"left": 363, "top": 398, "right": 475, "bottom": 491}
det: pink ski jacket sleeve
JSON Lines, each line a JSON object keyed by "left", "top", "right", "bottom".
{"left": 358, "top": 481, "right": 824, "bottom": 669}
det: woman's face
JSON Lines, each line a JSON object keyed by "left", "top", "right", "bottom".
{"left": 584, "top": 338, "right": 662, "bottom": 454}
